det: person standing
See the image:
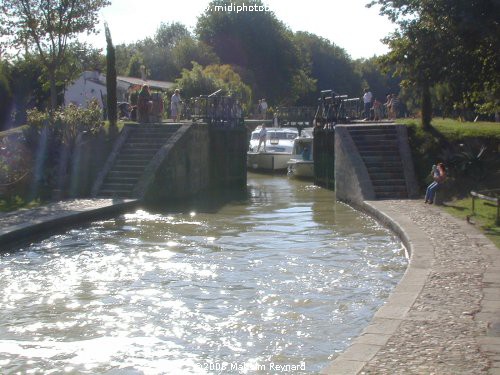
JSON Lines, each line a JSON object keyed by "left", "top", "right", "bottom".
{"left": 257, "top": 124, "right": 267, "bottom": 152}
{"left": 171, "top": 89, "right": 182, "bottom": 121}
{"left": 384, "top": 94, "right": 393, "bottom": 120}
{"left": 372, "top": 99, "right": 382, "bottom": 121}
{"left": 138, "top": 84, "right": 152, "bottom": 123}
{"left": 363, "top": 89, "right": 373, "bottom": 120}
{"left": 259, "top": 98, "right": 268, "bottom": 120}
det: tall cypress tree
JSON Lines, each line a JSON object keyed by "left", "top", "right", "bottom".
{"left": 105, "top": 23, "right": 117, "bottom": 129}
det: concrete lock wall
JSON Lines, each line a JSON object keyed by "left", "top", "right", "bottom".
{"left": 335, "top": 126, "right": 376, "bottom": 205}
{"left": 143, "top": 123, "right": 247, "bottom": 202}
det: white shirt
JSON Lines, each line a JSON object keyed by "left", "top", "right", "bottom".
{"left": 363, "top": 91, "right": 373, "bottom": 104}
{"left": 259, "top": 127, "right": 267, "bottom": 138}
{"left": 171, "top": 93, "right": 181, "bottom": 109}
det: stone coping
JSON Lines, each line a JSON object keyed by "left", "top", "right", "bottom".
{"left": 321, "top": 199, "right": 500, "bottom": 374}
{"left": 0, "top": 198, "right": 139, "bottom": 250}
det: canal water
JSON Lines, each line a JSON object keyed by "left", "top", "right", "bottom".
{"left": 0, "top": 174, "right": 407, "bottom": 374}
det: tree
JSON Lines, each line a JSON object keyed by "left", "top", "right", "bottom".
{"left": 175, "top": 62, "right": 252, "bottom": 111}
{"left": 355, "top": 56, "right": 401, "bottom": 103}
{"left": 0, "top": 62, "right": 13, "bottom": 130}
{"left": 127, "top": 53, "right": 145, "bottom": 78}
{"left": 196, "top": 0, "right": 308, "bottom": 104}
{"left": 171, "top": 38, "right": 220, "bottom": 72}
{"left": 155, "top": 22, "right": 191, "bottom": 49}
{"left": 369, "top": 0, "right": 500, "bottom": 126}
{"left": 104, "top": 23, "right": 117, "bottom": 129}
{"left": 294, "top": 32, "right": 361, "bottom": 105}
{"left": 7, "top": 55, "right": 49, "bottom": 126}
{"left": 0, "top": 0, "right": 111, "bottom": 110}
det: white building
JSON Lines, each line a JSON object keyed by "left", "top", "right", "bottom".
{"left": 64, "top": 71, "right": 175, "bottom": 107}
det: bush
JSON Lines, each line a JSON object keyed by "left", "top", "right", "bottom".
{"left": 405, "top": 120, "right": 500, "bottom": 198}
{"left": 20, "top": 102, "right": 105, "bottom": 200}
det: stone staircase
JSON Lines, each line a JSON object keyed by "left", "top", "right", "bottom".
{"left": 348, "top": 125, "right": 408, "bottom": 199}
{"left": 96, "top": 124, "right": 180, "bottom": 198}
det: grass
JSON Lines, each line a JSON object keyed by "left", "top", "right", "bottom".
{"left": 399, "top": 117, "right": 499, "bottom": 246}
{"left": 443, "top": 196, "right": 500, "bottom": 249}
{"left": 399, "top": 117, "right": 500, "bottom": 140}
{"left": 0, "top": 196, "right": 42, "bottom": 212}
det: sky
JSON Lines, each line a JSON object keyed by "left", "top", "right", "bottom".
{"left": 85, "top": 0, "right": 396, "bottom": 59}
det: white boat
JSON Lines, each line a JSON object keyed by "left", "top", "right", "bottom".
{"left": 247, "top": 127, "right": 299, "bottom": 171}
{"left": 287, "top": 133, "right": 314, "bottom": 179}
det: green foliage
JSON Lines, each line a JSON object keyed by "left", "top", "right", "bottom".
{"left": 294, "top": 32, "right": 360, "bottom": 104}
{"left": 444, "top": 197, "right": 500, "bottom": 248}
{"left": 196, "top": 0, "right": 303, "bottom": 103}
{"left": 356, "top": 56, "right": 401, "bottom": 102}
{"left": 171, "top": 38, "right": 220, "bottom": 72}
{"left": 155, "top": 22, "right": 191, "bottom": 49}
{"left": 0, "top": 62, "right": 12, "bottom": 130}
{"left": 0, "top": 134, "right": 32, "bottom": 187}
{"left": 403, "top": 118, "right": 500, "bottom": 194}
{"left": 0, "top": 0, "right": 111, "bottom": 109}
{"left": 369, "top": 0, "right": 500, "bottom": 125}
{"left": 60, "top": 42, "right": 106, "bottom": 89}
{"left": 105, "top": 23, "right": 117, "bottom": 127}
{"left": 25, "top": 100, "right": 103, "bottom": 147}
{"left": 58, "top": 100, "right": 104, "bottom": 142}
{"left": 0, "top": 196, "right": 41, "bottom": 212}
{"left": 127, "top": 53, "right": 146, "bottom": 78}
{"left": 175, "top": 62, "right": 252, "bottom": 110}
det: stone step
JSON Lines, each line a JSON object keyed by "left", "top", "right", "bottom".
{"left": 349, "top": 125, "right": 396, "bottom": 130}
{"left": 124, "top": 141, "right": 167, "bottom": 148}
{"left": 113, "top": 160, "right": 151, "bottom": 167}
{"left": 358, "top": 150, "right": 400, "bottom": 157}
{"left": 351, "top": 135, "right": 398, "bottom": 142}
{"left": 126, "top": 136, "right": 172, "bottom": 143}
{"left": 371, "top": 179, "right": 407, "bottom": 187}
{"left": 115, "top": 155, "right": 155, "bottom": 163}
{"left": 118, "top": 148, "right": 159, "bottom": 155}
{"left": 368, "top": 172, "right": 406, "bottom": 180}
{"left": 128, "top": 130, "right": 176, "bottom": 138}
{"left": 104, "top": 176, "right": 139, "bottom": 184}
{"left": 356, "top": 144, "right": 399, "bottom": 152}
{"left": 364, "top": 161, "right": 403, "bottom": 169}
{"left": 100, "top": 182, "right": 135, "bottom": 191}
{"left": 108, "top": 170, "right": 144, "bottom": 179}
{"left": 362, "top": 155, "right": 402, "bottom": 163}
{"left": 349, "top": 129, "right": 397, "bottom": 136}
{"left": 111, "top": 165, "right": 146, "bottom": 172}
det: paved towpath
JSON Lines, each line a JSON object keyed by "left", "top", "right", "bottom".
{"left": 0, "top": 198, "right": 138, "bottom": 249}
{"left": 323, "top": 199, "right": 500, "bottom": 375}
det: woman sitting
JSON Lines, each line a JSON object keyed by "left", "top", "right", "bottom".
{"left": 425, "top": 162, "right": 447, "bottom": 204}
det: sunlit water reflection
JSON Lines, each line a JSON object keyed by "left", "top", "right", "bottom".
{"left": 0, "top": 174, "right": 407, "bottom": 374}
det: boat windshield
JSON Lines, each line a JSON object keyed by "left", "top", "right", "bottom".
{"left": 251, "top": 131, "right": 297, "bottom": 140}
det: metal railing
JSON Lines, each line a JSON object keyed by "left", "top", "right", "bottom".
{"left": 313, "top": 90, "right": 362, "bottom": 128}
{"left": 180, "top": 90, "right": 244, "bottom": 128}
{"left": 274, "top": 106, "right": 316, "bottom": 127}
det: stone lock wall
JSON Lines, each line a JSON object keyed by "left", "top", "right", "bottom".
{"left": 142, "top": 123, "right": 247, "bottom": 203}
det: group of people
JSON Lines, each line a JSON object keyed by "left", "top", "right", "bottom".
{"left": 135, "top": 85, "right": 183, "bottom": 123}
{"left": 362, "top": 89, "right": 400, "bottom": 121}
